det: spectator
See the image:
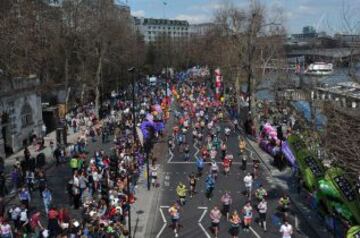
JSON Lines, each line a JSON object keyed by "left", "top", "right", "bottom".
{"left": 42, "top": 187, "right": 52, "bottom": 214}
{"left": 47, "top": 207, "right": 60, "bottom": 237}
{"left": 18, "top": 188, "right": 31, "bottom": 209}
{"left": 0, "top": 219, "right": 13, "bottom": 238}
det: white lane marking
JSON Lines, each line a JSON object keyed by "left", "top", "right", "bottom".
{"left": 168, "top": 149, "right": 174, "bottom": 163}
{"left": 156, "top": 206, "right": 170, "bottom": 238}
{"left": 156, "top": 224, "right": 167, "bottom": 238}
{"left": 249, "top": 226, "right": 262, "bottom": 238}
{"left": 193, "top": 143, "right": 200, "bottom": 161}
{"left": 197, "top": 207, "right": 210, "bottom": 238}
{"left": 198, "top": 223, "right": 211, "bottom": 238}
{"left": 159, "top": 206, "right": 169, "bottom": 222}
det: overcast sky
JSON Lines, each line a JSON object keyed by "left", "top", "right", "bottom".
{"left": 125, "top": 0, "right": 360, "bottom": 34}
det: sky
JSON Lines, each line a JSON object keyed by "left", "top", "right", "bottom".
{"left": 121, "top": 0, "right": 360, "bottom": 34}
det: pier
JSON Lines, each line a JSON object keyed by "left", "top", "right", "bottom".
{"left": 276, "top": 82, "right": 360, "bottom": 109}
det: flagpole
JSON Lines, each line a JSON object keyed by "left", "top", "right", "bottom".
{"left": 162, "top": 1, "right": 167, "bottom": 18}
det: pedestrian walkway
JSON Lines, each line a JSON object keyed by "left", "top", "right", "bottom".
{"left": 131, "top": 104, "right": 176, "bottom": 238}
{"left": 247, "top": 138, "right": 332, "bottom": 237}
{"left": 3, "top": 129, "right": 81, "bottom": 203}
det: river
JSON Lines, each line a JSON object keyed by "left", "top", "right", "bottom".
{"left": 242, "top": 67, "right": 356, "bottom": 128}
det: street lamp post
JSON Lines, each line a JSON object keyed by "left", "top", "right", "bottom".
{"left": 145, "top": 142, "right": 151, "bottom": 191}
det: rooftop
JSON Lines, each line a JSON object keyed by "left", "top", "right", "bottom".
{"left": 136, "top": 17, "right": 189, "bottom": 26}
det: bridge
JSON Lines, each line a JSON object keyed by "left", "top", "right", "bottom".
{"left": 287, "top": 48, "right": 360, "bottom": 63}
{"left": 277, "top": 87, "right": 360, "bottom": 109}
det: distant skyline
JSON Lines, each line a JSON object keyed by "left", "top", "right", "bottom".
{"left": 125, "top": 0, "right": 360, "bottom": 34}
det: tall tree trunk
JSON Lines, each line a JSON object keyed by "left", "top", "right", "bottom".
{"left": 95, "top": 51, "right": 103, "bottom": 118}
{"left": 64, "top": 56, "right": 69, "bottom": 117}
{"left": 234, "top": 69, "right": 242, "bottom": 115}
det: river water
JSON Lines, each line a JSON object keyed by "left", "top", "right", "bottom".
{"left": 242, "top": 67, "right": 356, "bottom": 127}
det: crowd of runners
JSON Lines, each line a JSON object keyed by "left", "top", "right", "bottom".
{"left": 166, "top": 80, "right": 294, "bottom": 238}
{"left": 0, "top": 75, "right": 300, "bottom": 238}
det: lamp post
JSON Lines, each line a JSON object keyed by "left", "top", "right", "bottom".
{"left": 144, "top": 140, "right": 151, "bottom": 191}
{"left": 127, "top": 67, "right": 136, "bottom": 238}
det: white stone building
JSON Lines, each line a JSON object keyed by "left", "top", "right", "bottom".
{"left": 0, "top": 74, "right": 43, "bottom": 158}
{"left": 134, "top": 17, "right": 190, "bottom": 43}
{"left": 189, "top": 23, "right": 214, "bottom": 37}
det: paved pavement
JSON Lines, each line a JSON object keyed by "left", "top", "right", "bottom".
{"left": 3, "top": 129, "right": 80, "bottom": 199}
{"left": 147, "top": 99, "right": 332, "bottom": 238}
{"left": 131, "top": 101, "right": 176, "bottom": 238}
{"left": 4, "top": 129, "right": 111, "bottom": 221}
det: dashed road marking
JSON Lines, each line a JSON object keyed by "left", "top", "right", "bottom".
{"left": 156, "top": 206, "right": 170, "bottom": 238}
{"left": 249, "top": 226, "right": 262, "bottom": 238}
{"left": 168, "top": 149, "right": 174, "bottom": 163}
{"left": 198, "top": 207, "right": 211, "bottom": 238}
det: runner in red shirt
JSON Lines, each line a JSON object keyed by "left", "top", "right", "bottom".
{"left": 223, "top": 156, "right": 231, "bottom": 176}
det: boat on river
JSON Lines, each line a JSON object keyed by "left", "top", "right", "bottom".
{"left": 305, "top": 62, "right": 334, "bottom": 76}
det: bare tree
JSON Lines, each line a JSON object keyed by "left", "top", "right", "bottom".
{"left": 321, "top": 104, "right": 360, "bottom": 176}
{"left": 212, "top": 0, "right": 285, "bottom": 132}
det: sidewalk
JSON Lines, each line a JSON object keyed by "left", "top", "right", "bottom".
{"left": 131, "top": 105, "right": 176, "bottom": 238}
{"left": 246, "top": 138, "right": 332, "bottom": 237}
{"left": 3, "top": 129, "right": 82, "bottom": 203}
{"left": 130, "top": 139, "right": 168, "bottom": 238}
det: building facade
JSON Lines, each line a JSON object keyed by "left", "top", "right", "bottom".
{"left": 189, "top": 23, "right": 214, "bottom": 37}
{"left": 334, "top": 34, "right": 360, "bottom": 47}
{"left": 0, "top": 74, "right": 43, "bottom": 158}
{"left": 134, "top": 17, "right": 190, "bottom": 43}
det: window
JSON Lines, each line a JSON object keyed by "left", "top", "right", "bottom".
{"left": 21, "top": 103, "right": 33, "bottom": 128}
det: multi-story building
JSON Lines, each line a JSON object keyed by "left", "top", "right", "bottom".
{"left": 334, "top": 34, "right": 360, "bottom": 47}
{"left": 134, "top": 17, "right": 190, "bottom": 43}
{"left": 189, "top": 23, "right": 214, "bottom": 37}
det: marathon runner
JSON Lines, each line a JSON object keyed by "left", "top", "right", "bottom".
{"left": 209, "top": 206, "right": 222, "bottom": 238}
{"left": 220, "top": 192, "right": 232, "bottom": 220}
{"left": 176, "top": 182, "right": 187, "bottom": 206}
{"left": 229, "top": 210, "right": 241, "bottom": 238}
{"left": 168, "top": 203, "right": 181, "bottom": 237}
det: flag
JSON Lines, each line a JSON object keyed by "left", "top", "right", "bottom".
{"left": 162, "top": 1, "right": 167, "bottom": 5}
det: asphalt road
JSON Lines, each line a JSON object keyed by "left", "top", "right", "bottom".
{"left": 149, "top": 100, "right": 317, "bottom": 238}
